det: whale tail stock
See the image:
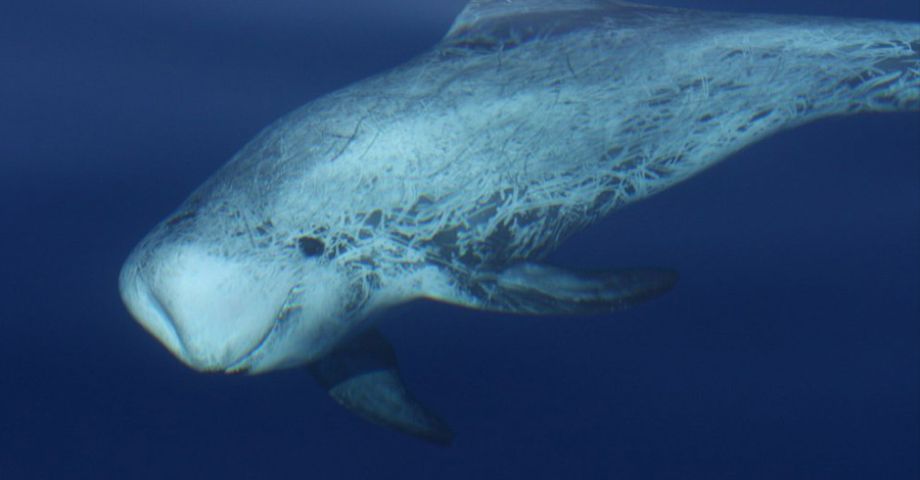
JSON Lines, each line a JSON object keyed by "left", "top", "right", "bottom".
{"left": 448, "top": 1, "right": 920, "bottom": 115}
{"left": 802, "top": 31, "right": 920, "bottom": 115}
{"left": 593, "top": 10, "right": 920, "bottom": 201}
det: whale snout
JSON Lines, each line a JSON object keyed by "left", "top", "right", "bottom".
{"left": 119, "top": 244, "right": 293, "bottom": 371}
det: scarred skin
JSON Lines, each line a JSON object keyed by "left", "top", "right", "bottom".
{"left": 120, "top": 1, "right": 919, "bottom": 375}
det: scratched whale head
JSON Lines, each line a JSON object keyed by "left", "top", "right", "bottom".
{"left": 118, "top": 147, "right": 373, "bottom": 373}
{"left": 122, "top": 214, "right": 309, "bottom": 374}
{"left": 117, "top": 99, "right": 459, "bottom": 373}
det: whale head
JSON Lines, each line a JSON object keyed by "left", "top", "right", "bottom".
{"left": 118, "top": 183, "right": 358, "bottom": 374}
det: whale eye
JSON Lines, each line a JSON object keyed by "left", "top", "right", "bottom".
{"left": 297, "top": 236, "right": 325, "bottom": 257}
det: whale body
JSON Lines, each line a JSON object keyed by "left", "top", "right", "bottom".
{"left": 119, "top": 0, "right": 919, "bottom": 444}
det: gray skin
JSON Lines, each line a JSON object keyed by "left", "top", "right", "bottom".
{"left": 119, "top": 0, "right": 919, "bottom": 444}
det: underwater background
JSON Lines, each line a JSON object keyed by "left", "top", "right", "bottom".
{"left": 1, "top": 0, "right": 917, "bottom": 478}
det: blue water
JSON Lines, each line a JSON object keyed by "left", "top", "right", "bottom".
{"left": 1, "top": 1, "right": 917, "bottom": 478}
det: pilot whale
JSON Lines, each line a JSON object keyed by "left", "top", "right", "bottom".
{"left": 119, "top": 0, "right": 919, "bottom": 444}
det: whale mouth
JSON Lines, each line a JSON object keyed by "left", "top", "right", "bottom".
{"left": 121, "top": 261, "right": 293, "bottom": 373}
{"left": 120, "top": 266, "right": 196, "bottom": 368}
{"left": 142, "top": 288, "right": 192, "bottom": 363}
{"left": 223, "top": 319, "right": 278, "bottom": 374}
{"left": 224, "top": 286, "right": 302, "bottom": 373}
{"left": 142, "top": 286, "right": 276, "bottom": 373}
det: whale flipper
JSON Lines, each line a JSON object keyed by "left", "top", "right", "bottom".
{"left": 309, "top": 329, "right": 453, "bottom": 445}
{"left": 457, "top": 263, "right": 678, "bottom": 315}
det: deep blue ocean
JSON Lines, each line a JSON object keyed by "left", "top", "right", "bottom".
{"left": 2, "top": 1, "right": 918, "bottom": 478}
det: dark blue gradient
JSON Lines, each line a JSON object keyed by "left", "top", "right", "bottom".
{"left": 1, "top": 1, "right": 917, "bottom": 479}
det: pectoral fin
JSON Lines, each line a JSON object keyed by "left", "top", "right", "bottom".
{"left": 308, "top": 328, "right": 453, "bottom": 446}
{"left": 464, "top": 262, "right": 678, "bottom": 315}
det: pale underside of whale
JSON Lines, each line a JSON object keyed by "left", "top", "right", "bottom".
{"left": 118, "top": 0, "right": 920, "bottom": 445}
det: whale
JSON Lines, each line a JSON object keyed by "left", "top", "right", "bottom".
{"left": 119, "top": 0, "right": 919, "bottom": 444}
